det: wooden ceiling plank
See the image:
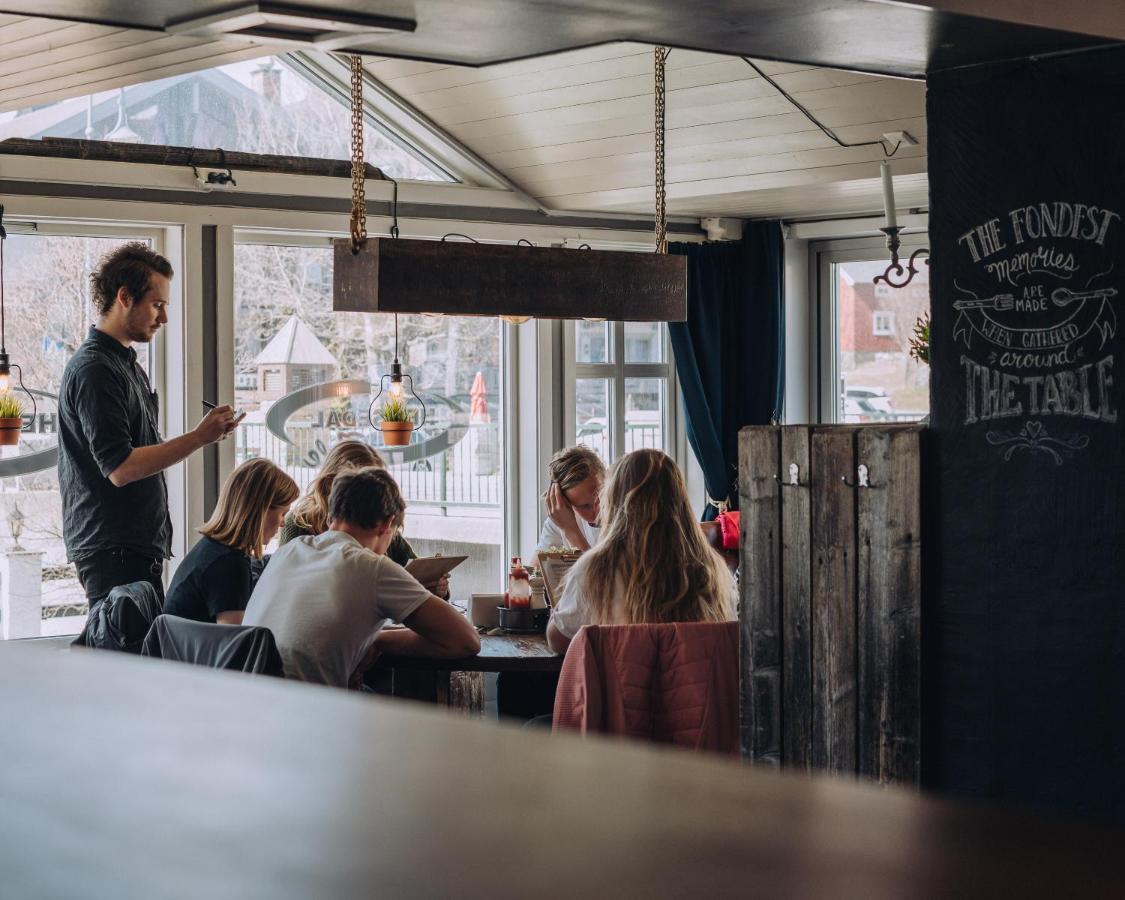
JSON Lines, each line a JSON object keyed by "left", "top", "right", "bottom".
{"left": 445, "top": 80, "right": 922, "bottom": 145}
{"left": 0, "top": 15, "right": 75, "bottom": 44}
{"left": 541, "top": 155, "right": 928, "bottom": 211}
{"left": 489, "top": 114, "right": 927, "bottom": 170}
{"left": 0, "top": 27, "right": 136, "bottom": 75}
{"left": 523, "top": 142, "right": 926, "bottom": 198}
{"left": 0, "top": 42, "right": 273, "bottom": 110}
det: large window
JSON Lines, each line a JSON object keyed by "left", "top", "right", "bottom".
{"left": 565, "top": 320, "right": 675, "bottom": 463}
{"left": 233, "top": 240, "right": 505, "bottom": 594}
{"left": 0, "top": 55, "right": 447, "bottom": 182}
{"left": 818, "top": 242, "right": 930, "bottom": 423}
{"left": 0, "top": 229, "right": 158, "bottom": 640}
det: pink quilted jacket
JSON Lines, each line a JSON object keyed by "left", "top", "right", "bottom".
{"left": 552, "top": 621, "right": 740, "bottom": 756}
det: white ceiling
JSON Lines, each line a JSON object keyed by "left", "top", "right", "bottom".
{"left": 364, "top": 44, "right": 928, "bottom": 220}
{"left": 0, "top": 13, "right": 928, "bottom": 221}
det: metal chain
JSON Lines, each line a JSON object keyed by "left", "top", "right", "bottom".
{"left": 654, "top": 46, "right": 670, "bottom": 254}
{"left": 349, "top": 55, "right": 367, "bottom": 252}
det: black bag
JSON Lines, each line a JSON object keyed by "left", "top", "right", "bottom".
{"left": 72, "top": 580, "right": 162, "bottom": 654}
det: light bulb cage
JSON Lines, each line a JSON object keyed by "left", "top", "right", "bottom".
{"left": 0, "top": 356, "right": 37, "bottom": 425}
{"left": 368, "top": 361, "right": 427, "bottom": 430}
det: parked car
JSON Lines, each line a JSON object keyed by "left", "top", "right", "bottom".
{"left": 844, "top": 386, "right": 895, "bottom": 421}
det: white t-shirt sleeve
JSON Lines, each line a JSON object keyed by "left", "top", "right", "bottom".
{"left": 535, "top": 516, "right": 566, "bottom": 556}
{"left": 370, "top": 556, "right": 432, "bottom": 624}
{"left": 549, "top": 553, "right": 591, "bottom": 639}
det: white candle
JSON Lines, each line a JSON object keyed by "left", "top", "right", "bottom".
{"left": 880, "top": 161, "right": 898, "bottom": 230}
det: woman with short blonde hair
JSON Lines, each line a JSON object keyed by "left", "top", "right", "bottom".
{"left": 278, "top": 440, "right": 447, "bottom": 595}
{"left": 164, "top": 458, "right": 298, "bottom": 625}
{"left": 547, "top": 448, "right": 735, "bottom": 654}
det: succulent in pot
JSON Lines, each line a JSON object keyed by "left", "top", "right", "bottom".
{"left": 0, "top": 390, "right": 25, "bottom": 446}
{"left": 378, "top": 395, "right": 415, "bottom": 446}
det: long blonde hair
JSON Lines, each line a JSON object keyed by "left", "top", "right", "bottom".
{"left": 577, "top": 449, "right": 732, "bottom": 625}
{"left": 199, "top": 458, "right": 299, "bottom": 558}
{"left": 290, "top": 440, "right": 386, "bottom": 535}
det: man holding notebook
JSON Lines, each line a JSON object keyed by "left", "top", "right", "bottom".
{"left": 243, "top": 467, "right": 479, "bottom": 687}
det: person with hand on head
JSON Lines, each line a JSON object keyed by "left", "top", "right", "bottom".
{"left": 243, "top": 466, "right": 479, "bottom": 688}
{"left": 546, "top": 448, "right": 736, "bottom": 656}
{"left": 279, "top": 439, "right": 450, "bottom": 599}
{"left": 163, "top": 458, "right": 298, "bottom": 625}
{"left": 531, "top": 445, "right": 606, "bottom": 565}
{"left": 59, "top": 242, "right": 242, "bottom": 610}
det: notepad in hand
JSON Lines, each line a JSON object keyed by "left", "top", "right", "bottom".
{"left": 404, "top": 554, "right": 468, "bottom": 585}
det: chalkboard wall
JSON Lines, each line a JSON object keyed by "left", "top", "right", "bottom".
{"left": 927, "top": 47, "right": 1125, "bottom": 821}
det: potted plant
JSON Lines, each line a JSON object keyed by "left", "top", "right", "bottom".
{"left": 909, "top": 312, "right": 930, "bottom": 365}
{"left": 0, "top": 391, "right": 24, "bottom": 446}
{"left": 378, "top": 395, "right": 415, "bottom": 446}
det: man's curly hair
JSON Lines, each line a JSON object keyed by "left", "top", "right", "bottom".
{"left": 89, "top": 242, "right": 173, "bottom": 316}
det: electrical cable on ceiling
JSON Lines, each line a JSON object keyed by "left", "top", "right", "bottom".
{"left": 740, "top": 57, "right": 902, "bottom": 157}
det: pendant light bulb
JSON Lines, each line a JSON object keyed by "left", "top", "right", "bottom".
{"left": 0, "top": 368, "right": 9, "bottom": 393}
{"left": 389, "top": 376, "right": 405, "bottom": 400}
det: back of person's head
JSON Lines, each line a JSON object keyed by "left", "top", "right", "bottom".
{"left": 291, "top": 440, "right": 386, "bottom": 533}
{"left": 199, "top": 458, "right": 299, "bottom": 558}
{"left": 90, "top": 242, "right": 174, "bottom": 317}
{"left": 327, "top": 466, "right": 405, "bottom": 532}
{"left": 547, "top": 445, "right": 606, "bottom": 493}
{"left": 580, "top": 448, "right": 732, "bottom": 626}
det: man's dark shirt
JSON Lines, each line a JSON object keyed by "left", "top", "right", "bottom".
{"left": 58, "top": 327, "right": 172, "bottom": 562}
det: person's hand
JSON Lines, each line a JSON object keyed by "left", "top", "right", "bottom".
{"left": 420, "top": 571, "right": 451, "bottom": 599}
{"left": 545, "top": 482, "right": 580, "bottom": 535}
{"left": 194, "top": 406, "right": 237, "bottom": 445}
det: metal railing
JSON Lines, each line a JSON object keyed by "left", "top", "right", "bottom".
{"left": 236, "top": 422, "right": 503, "bottom": 510}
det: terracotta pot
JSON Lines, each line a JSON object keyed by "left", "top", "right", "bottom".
{"left": 0, "top": 417, "right": 23, "bottom": 446}
{"left": 379, "top": 421, "right": 414, "bottom": 446}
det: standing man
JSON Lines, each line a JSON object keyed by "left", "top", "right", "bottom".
{"left": 59, "top": 242, "right": 237, "bottom": 610}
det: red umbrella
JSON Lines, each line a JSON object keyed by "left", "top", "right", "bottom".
{"left": 469, "top": 371, "right": 490, "bottom": 423}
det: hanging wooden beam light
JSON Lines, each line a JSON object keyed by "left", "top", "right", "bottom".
{"left": 332, "top": 49, "right": 686, "bottom": 323}
{"left": 334, "top": 238, "right": 686, "bottom": 321}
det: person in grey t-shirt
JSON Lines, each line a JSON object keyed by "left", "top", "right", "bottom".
{"left": 244, "top": 467, "right": 480, "bottom": 688}
{"left": 59, "top": 243, "right": 239, "bottom": 609}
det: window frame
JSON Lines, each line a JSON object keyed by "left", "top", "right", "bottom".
{"left": 561, "top": 320, "right": 678, "bottom": 462}
{"left": 812, "top": 234, "right": 929, "bottom": 424}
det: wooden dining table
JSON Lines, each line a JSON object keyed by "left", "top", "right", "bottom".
{"left": 4, "top": 640, "right": 1124, "bottom": 899}
{"left": 374, "top": 631, "right": 561, "bottom": 707}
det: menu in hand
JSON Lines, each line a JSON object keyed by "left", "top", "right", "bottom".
{"left": 537, "top": 550, "right": 582, "bottom": 606}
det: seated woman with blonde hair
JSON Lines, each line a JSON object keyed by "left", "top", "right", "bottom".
{"left": 546, "top": 448, "right": 736, "bottom": 655}
{"left": 279, "top": 440, "right": 448, "bottom": 597}
{"left": 164, "top": 457, "right": 299, "bottom": 625}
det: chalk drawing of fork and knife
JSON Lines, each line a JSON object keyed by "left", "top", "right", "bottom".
{"left": 953, "top": 287, "right": 1118, "bottom": 311}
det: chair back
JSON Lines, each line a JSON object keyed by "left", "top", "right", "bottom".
{"left": 141, "top": 615, "right": 284, "bottom": 677}
{"left": 553, "top": 620, "right": 739, "bottom": 756}
{"left": 72, "top": 581, "right": 162, "bottom": 654}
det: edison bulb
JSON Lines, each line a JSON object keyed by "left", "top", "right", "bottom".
{"left": 0, "top": 371, "right": 9, "bottom": 393}
{"left": 388, "top": 378, "right": 405, "bottom": 400}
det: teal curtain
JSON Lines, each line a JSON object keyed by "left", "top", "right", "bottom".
{"left": 668, "top": 221, "right": 784, "bottom": 519}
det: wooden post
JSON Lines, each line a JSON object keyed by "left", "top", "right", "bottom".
{"left": 810, "top": 427, "right": 858, "bottom": 775}
{"left": 780, "top": 427, "right": 813, "bottom": 770}
{"left": 739, "top": 427, "right": 781, "bottom": 765}
{"left": 857, "top": 426, "right": 922, "bottom": 785}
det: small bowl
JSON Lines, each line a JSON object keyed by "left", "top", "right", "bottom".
{"left": 497, "top": 605, "right": 549, "bottom": 634}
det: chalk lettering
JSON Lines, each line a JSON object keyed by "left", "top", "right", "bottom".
{"left": 1097, "top": 356, "right": 1117, "bottom": 423}
{"left": 963, "top": 357, "right": 1116, "bottom": 423}
{"left": 1008, "top": 202, "right": 1120, "bottom": 246}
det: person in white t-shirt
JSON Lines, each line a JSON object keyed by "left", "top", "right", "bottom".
{"left": 547, "top": 448, "right": 736, "bottom": 656}
{"left": 532, "top": 445, "right": 606, "bottom": 564}
{"left": 243, "top": 466, "right": 479, "bottom": 688}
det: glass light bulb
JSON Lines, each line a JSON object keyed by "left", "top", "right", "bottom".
{"left": 0, "top": 372, "right": 9, "bottom": 393}
{"left": 388, "top": 378, "right": 405, "bottom": 400}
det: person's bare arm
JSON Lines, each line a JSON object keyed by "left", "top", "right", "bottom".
{"left": 546, "top": 619, "right": 572, "bottom": 656}
{"left": 108, "top": 406, "right": 238, "bottom": 487}
{"left": 215, "top": 610, "right": 244, "bottom": 626}
{"left": 374, "top": 596, "right": 480, "bottom": 658}
{"left": 544, "top": 483, "right": 592, "bottom": 551}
